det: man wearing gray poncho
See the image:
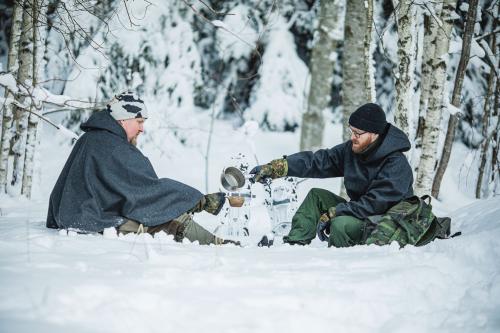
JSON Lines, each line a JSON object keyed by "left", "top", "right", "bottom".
{"left": 47, "top": 92, "right": 233, "bottom": 245}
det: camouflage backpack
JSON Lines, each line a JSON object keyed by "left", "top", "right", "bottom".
{"left": 365, "top": 195, "right": 455, "bottom": 248}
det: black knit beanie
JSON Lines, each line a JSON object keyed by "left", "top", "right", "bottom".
{"left": 348, "top": 103, "right": 387, "bottom": 134}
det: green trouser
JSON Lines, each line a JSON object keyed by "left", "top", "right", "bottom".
{"left": 117, "top": 213, "right": 224, "bottom": 245}
{"left": 283, "top": 188, "right": 367, "bottom": 248}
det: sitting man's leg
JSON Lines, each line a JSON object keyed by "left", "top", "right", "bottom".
{"left": 328, "top": 215, "right": 367, "bottom": 248}
{"left": 283, "top": 188, "right": 346, "bottom": 245}
{"left": 118, "top": 215, "right": 237, "bottom": 246}
{"left": 169, "top": 213, "right": 225, "bottom": 245}
{"left": 148, "top": 213, "right": 227, "bottom": 245}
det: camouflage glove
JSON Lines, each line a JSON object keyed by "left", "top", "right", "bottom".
{"left": 203, "top": 192, "right": 226, "bottom": 216}
{"left": 317, "top": 207, "right": 336, "bottom": 242}
{"left": 249, "top": 158, "right": 288, "bottom": 184}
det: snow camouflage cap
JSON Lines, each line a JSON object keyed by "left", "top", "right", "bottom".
{"left": 107, "top": 91, "right": 148, "bottom": 120}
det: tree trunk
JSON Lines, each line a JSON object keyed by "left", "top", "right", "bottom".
{"left": 0, "top": 0, "right": 24, "bottom": 192}
{"left": 415, "top": 3, "right": 443, "bottom": 149}
{"left": 431, "top": 0, "right": 478, "bottom": 198}
{"left": 22, "top": 0, "right": 44, "bottom": 198}
{"left": 490, "top": 69, "right": 499, "bottom": 191}
{"left": 340, "top": 0, "right": 374, "bottom": 198}
{"left": 489, "top": 27, "right": 500, "bottom": 193}
{"left": 475, "top": 57, "right": 495, "bottom": 199}
{"left": 342, "top": 0, "right": 374, "bottom": 143}
{"left": 300, "top": 0, "right": 344, "bottom": 151}
{"left": 364, "top": 0, "right": 376, "bottom": 104}
{"left": 414, "top": 0, "right": 456, "bottom": 196}
{"left": 11, "top": 0, "right": 34, "bottom": 190}
{"left": 393, "top": 0, "right": 417, "bottom": 138}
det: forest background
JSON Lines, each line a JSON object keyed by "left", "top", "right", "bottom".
{"left": 0, "top": 0, "right": 498, "bottom": 201}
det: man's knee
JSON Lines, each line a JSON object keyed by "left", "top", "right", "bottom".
{"left": 306, "top": 188, "right": 323, "bottom": 198}
{"left": 329, "top": 217, "right": 350, "bottom": 248}
{"left": 329, "top": 216, "right": 365, "bottom": 248}
{"left": 330, "top": 216, "right": 351, "bottom": 234}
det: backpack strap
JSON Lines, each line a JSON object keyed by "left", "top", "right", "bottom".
{"left": 420, "top": 195, "right": 432, "bottom": 205}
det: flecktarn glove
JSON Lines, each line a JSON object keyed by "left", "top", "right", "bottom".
{"left": 316, "top": 207, "right": 336, "bottom": 242}
{"left": 203, "top": 192, "right": 226, "bottom": 215}
{"left": 249, "top": 158, "right": 288, "bottom": 184}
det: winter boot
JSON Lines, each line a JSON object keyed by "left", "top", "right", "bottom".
{"left": 258, "top": 234, "right": 274, "bottom": 247}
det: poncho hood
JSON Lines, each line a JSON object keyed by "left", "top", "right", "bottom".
{"left": 80, "top": 109, "right": 127, "bottom": 138}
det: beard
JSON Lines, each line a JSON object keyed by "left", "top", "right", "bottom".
{"left": 352, "top": 140, "right": 373, "bottom": 154}
{"left": 352, "top": 134, "right": 380, "bottom": 154}
{"left": 351, "top": 140, "right": 370, "bottom": 153}
{"left": 130, "top": 136, "right": 138, "bottom": 146}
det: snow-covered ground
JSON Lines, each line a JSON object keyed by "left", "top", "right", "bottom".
{"left": 1, "top": 119, "right": 499, "bottom": 333}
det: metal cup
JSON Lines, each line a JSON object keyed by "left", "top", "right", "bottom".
{"left": 221, "top": 167, "right": 246, "bottom": 191}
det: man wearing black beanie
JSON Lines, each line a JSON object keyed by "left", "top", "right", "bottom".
{"left": 250, "top": 103, "right": 414, "bottom": 248}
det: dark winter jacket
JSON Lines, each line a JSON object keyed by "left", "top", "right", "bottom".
{"left": 286, "top": 125, "right": 413, "bottom": 219}
{"left": 46, "top": 110, "right": 203, "bottom": 232}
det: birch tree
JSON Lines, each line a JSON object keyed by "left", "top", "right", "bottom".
{"left": 393, "top": 0, "right": 417, "bottom": 138}
{"left": 342, "top": 0, "right": 375, "bottom": 143}
{"left": 415, "top": 3, "right": 442, "bottom": 150}
{"left": 489, "top": 73, "right": 499, "bottom": 195}
{"left": 432, "top": 0, "right": 478, "bottom": 198}
{"left": 415, "top": 0, "right": 456, "bottom": 196}
{"left": 0, "top": 0, "right": 24, "bottom": 192}
{"left": 300, "top": 0, "right": 344, "bottom": 151}
{"left": 22, "top": 0, "right": 45, "bottom": 197}
{"left": 363, "top": 0, "right": 376, "bottom": 105}
{"left": 476, "top": 6, "right": 499, "bottom": 199}
{"left": 476, "top": 52, "right": 497, "bottom": 198}
{"left": 340, "top": 0, "right": 374, "bottom": 198}
{"left": 10, "top": 0, "right": 35, "bottom": 190}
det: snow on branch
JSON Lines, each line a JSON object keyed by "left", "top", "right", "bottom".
{"left": 0, "top": 72, "right": 18, "bottom": 94}
{"left": 0, "top": 96, "right": 79, "bottom": 140}
{"left": 180, "top": 0, "right": 259, "bottom": 52}
{"left": 0, "top": 72, "right": 104, "bottom": 109}
{"left": 422, "top": 1, "right": 444, "bottom": 28}
{"left": 476, "top": 28, "right": 500, "bottom": 42}
{"left": 446, "top": 102, "right": 463, "bottom": 116}
{"left": 0, "top": 72, "right": 105, "bottom": 140}
{"left": 478, "top": 39, "right": 499, "bottom": 79}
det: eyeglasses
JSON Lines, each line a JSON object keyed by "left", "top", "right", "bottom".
{"left": 348, "top": 127, "right": 367, "bottom": 138}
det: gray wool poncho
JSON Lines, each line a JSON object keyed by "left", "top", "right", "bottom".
{"left": 47, "top": 110, "right": 203, "bottom": 233}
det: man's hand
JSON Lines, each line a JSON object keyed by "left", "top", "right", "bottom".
{"left": 203, "top": 192, "right": 226, "bottom": 215}
{"left": 249, "top": 158, "right": 288, "bottom": 184}
{"left": 316, "top": 207, "right": 336, "bottom": 242}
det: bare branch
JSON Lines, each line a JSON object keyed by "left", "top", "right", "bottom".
{"left": 122, "top": 0, "right": 139, "bottom": 28}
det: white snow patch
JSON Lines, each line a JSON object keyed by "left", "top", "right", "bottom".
{"left": 459, "top": 2, "right": 469, "bottom": 12}
{"left": 57, "top": 125, "right": 80, "bottom": 140}
{"left": 449, "top": 10, "right": 461, "bottom": 21}
{"left": 216, "top": 4, "right": 259, "bottom": 61}
{"left": 246, "top": 16, "right": 308, "bottom": 130}
{"left": 211, "top": 20, "right": 227, "bottom": 29}
{"left": 0, "top": 72, "right": 18, "bottom": 93}
{"left": 471, "top": 38, "right": 486, "bottom": 58}
{"left": 446, "top": 103, "right": 462, "bottom": 116}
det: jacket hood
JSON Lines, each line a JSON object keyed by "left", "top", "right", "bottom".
{"left": 80, "top": 110, "right": 127, "bottom": 139}
{"left": 365, "top": 124, "right": 410, "bottom": 162}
